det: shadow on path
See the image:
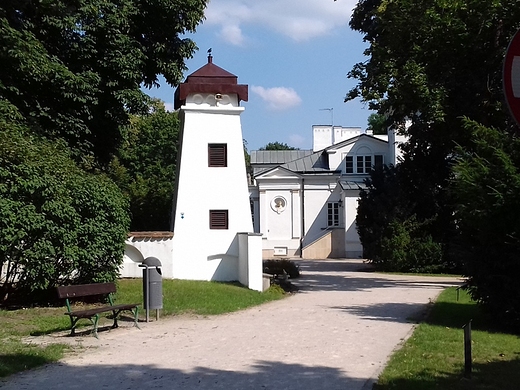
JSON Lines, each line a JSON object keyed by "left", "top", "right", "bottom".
{"left": 292, "top": 259, "right": 463, "bottom": 293}
{"left": 328, "top": 302, "right": 433, "bottom": 323}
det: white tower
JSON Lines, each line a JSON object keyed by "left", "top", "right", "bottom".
{"left": 171, "top": 54, "right": 253, "bottom": 281}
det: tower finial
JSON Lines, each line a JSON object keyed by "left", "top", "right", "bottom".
{"left": 207, "top": 48, "right": 212, "bottom": 63}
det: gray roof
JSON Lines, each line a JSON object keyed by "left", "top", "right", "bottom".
{"left": 251, "top": 149, "right": 338, "bottom": 175}
{"left": 250, "top": 150, "right": 313, "bottom": 164}
{"left": 280, "top": 152, "right": 331, "bottom": 172}
{"left": 339, "top": 180, "right": 367, "bottom": 190}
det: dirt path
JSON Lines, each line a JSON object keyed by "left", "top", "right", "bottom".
{"left": 1, "top": 259, "right": 462, "bottom": 390}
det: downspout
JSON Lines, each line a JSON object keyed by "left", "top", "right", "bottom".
{"left": 388, "top": 126, "right": 396, "bottom": 166}
{"left": 300, "top": 178, "right": 305, "bottom": 258}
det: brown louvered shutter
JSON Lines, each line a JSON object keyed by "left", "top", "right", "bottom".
{"left": 208, "top": 144, "right": 227, "bottom": 167}
{"left": 209, "top": 210, "right": 228, "bottom": 229}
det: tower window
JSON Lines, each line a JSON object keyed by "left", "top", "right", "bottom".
{"left": 209, "top": 210, "right": 228, "bottom": 229}
{"left": 208, "top": 144, "right": 227, "bottom": 167}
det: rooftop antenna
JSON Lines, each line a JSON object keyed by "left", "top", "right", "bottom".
{"left": 319, "top": 108, "right": 334, "bottom": 144}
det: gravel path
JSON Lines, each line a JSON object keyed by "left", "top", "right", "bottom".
{"left": 2, "top": 259, "right": 462, "bottom": 390}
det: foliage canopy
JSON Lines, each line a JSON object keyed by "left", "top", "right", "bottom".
{"left": 0, "top": 1, "right": 208, "bottom": 304}
{"left": 350, "top": 0, "right": 520, "bottom": 328}
{"left": 259, "top": 142, "right": 299, "bottom": 151}
{"left": 0, "top": 103, "right": 130, "bottom": 304}
{"left": 0, "top": 0, "right": 207, "bottom": 166}
{"left": 110, "top": 100, "right": 179, "bottom": 231}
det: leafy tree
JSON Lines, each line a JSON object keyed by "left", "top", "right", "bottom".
{"left": 357, "top": 164, "right": 449, "bottom": 273}
{"left": 0, "top": 102, "right": 129, "bottom": 304}
{"left": 259, "top": 142, "right": 299, "bottom": 151}
{"left": 349, "top": 0, "right": 520, "bottom": 328}
{"left": 366, "top": 113, "right": 387, "bottom": 135}
{"left": 453, "top": 119, "right": 520, "bottom": 329}
{"left": 0, "top": 0, "right": 207, "bottom": 167}
{"left": 348, "top": 0, "right": 519, "bottom": 270}
{"left": 110, "top": 100, "right": 179, "bottom": 231}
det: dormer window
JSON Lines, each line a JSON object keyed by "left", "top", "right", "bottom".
{"left": 344, "top": 154, "right": 384, "bottom": 174}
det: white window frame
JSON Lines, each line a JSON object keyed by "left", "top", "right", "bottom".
{"left": 327, "top": 202, "right": 340, "bottom": 227}
{"left": 356, "top": 155, "right": 372, "bottom": 174}
{"left": 344, "top": 154, "right": 384, "bottom": 174}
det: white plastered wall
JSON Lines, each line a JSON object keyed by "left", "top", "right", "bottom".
{"left": 258, "top": 177, "right": 302, "bottom": 257}
{"left": 171, "top": 93, "right": 253, "bottom": 281}
{"left": 121, "top": 236, "right": 174, "bottom": 278}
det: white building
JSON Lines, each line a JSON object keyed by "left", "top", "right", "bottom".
{"left": 121, "top": 55, "right": 265, "bottom": 291}
{"left": 249, "top": 125, "right": 407, "bottom": 259}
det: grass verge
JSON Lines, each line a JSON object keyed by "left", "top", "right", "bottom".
{"left": 374, "top": 287, "right": 520, "bottom": 389}
{"left": 0, "top": 279, "right": 285, "bottom": 378}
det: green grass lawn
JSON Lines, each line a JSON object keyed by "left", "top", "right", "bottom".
{"left": 374, "top": 287, "right": 520, "bottom": 390}
{"left": 0, "top": 279, "right": 285, "bottom": 378}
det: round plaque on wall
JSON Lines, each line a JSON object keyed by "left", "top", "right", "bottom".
{"left": 271, "top": 196, "right": 287, "bottom": 214}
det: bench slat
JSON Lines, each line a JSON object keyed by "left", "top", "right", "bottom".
{"left": 57, "top": 282, "right": 116, "bottom": 299}
{"left": 68, "top": 303, "right": 139, "bottom": 318}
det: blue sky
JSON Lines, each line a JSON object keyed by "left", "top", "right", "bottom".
{"left": 145, "top": 0, "right": 372, "bottom": 151}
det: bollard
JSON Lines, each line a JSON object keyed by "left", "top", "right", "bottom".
{"left": 463, "top": 320, "right": 472, "bottom": 378}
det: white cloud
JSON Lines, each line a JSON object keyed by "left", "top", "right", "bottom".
{"left": 205, "top": 0, "right": 357, "bottom": 45}
{"left": 251, "top": 85, "right": 302, "bottom": 111}
{"left": 218, "top": 24, "right": 246, "bottom": 46}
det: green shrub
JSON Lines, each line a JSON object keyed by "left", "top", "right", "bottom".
{"left": 453, "top": 120, "right": 520, "bottom": 331}
{"left": 0, "top": 115, "right": 130, "bottom": 305}
{"left": 263, "top": 259, "right": 300, "bottom": 279}
{"left": 375, "top": 218, "right": 445, "bottom": 273}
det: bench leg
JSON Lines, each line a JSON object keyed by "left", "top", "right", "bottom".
{"left": 92, "top": 314, "right": 100, "bottom": 339}
{"left": 111, "top": 311, "right": 119, "bottom": 329}
{"left": 133, "top": 307, "right": 141, "bottom": 330}
{"left": 110, "top": 308, "right": 140, "bottom": 330}
{"left": 69, "top": 317, "right": 79, "bottom": 336}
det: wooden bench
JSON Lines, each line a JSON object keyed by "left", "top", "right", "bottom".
{"left": 56, "top": 282, "right": 140, "bottom": 338}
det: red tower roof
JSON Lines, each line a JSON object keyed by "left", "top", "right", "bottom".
{"left": 174, "top": 55, "right": 248, "bottom": 109}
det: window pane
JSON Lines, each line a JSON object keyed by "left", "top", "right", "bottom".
{"left": 364, "top": 156, "right": 372, "bottom": 172}
{"left": 356, "top": 156, "right": 364, "bottom": 173}
{"left": 345, "top": 156, "right": 353, "bottom": 173}
{"left": 327, "top": 202, "right": 339, "bottom": 227}
{"left": 374, "top": 155, "right": 383, "bottom": 169}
